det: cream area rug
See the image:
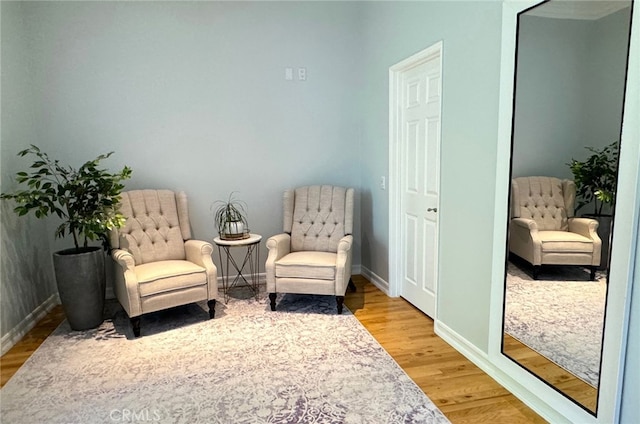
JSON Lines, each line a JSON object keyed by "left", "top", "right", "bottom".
{"left": 504, "top": 262, "right": 606, "bottom": 387}
{"left": 1, "top": 290, "right": 450, "bottom": 424}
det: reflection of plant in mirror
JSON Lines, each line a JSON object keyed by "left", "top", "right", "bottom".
{"left": 568, "top": 141, "right": 618, "bottom": 215}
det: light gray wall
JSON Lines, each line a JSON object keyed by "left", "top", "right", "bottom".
{"left": 3, "top": 1, "right": 364, "bottom": 266}
{"left": 1, "top": 2, "right": 58, "bottom": 338}
{"left": 26, "top": 0, "right": 364, "bottom": 253}
{"left": 512, "top": 8, "right": 631, "bottom": 181}
{"left": 586, "top": 7, "right": 633, "bottom": 149}
{"left": 359, "top": 1, "right": 503, "bottom": 351}
{"left": 512, "top": 15, "right": 591, "bottom": 179}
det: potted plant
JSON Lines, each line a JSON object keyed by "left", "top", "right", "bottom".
{"left": 568, "top": 141, "right": 618, "bottom": 216}
{"left": 1, "top": 145, "right": 132, "bottom": 330}
{"left": 567, "top": 141, "right": 619, "bottom": 269}
{"left": 212, "top": 192, "right": 249, "bottom": 240}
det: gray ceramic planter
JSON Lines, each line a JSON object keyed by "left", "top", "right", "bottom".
{"left": 584, "top": 214, "right": 613, "bottom": 270}
{"left": 53, "top": 247, "right": 106, "bottom": 330}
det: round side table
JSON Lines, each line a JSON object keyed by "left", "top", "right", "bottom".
{"left": 213, "top": 233, "right": 262, "bottom": 303}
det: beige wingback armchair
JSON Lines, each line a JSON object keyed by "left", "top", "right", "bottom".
{"left": 509, "top": 176, "right": 601, "bottom": 280}
{"left": 109, "top": 190, "right": 218, "bottom": 337}
{"left": 266, "top": 185, "right": 356, "bottom": 314}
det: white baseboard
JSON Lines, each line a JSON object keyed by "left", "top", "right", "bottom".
{"left": 217, "top": 272, "right": 266, "bottom": 287}
{"left": 360, "top": 265, "right": 390, "bottom": 294}
{"left": 434, "top": 319, "right": 489, "bottom": 365}
{"left": 1, "top": 293, "right": 60, "bottom": 356}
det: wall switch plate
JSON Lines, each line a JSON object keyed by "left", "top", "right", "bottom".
{"left": 298, "top": 67, "right": 307, "bottom": 81}
{"left": 380, "top": 176, "right": 386, "bottom": 190}
{"left": 285, "top": 68, "right": 294, "bottom": 81}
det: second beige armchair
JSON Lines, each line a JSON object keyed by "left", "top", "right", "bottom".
{"left": 266, "top": 185, "right": 356, "bottom": 314}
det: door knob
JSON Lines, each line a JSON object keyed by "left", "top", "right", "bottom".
{"left": 427, "top": 208, "right": 438, "bottom": 212}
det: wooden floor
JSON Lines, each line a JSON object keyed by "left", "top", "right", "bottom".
{"left": 1, "top": 275, "right": 546, "bottom": 423}
{"left": 1, "top": 304, "right": 67, "bottom": 387}
{"left": 503, "top": 334, "right": 596, "bottom": 412}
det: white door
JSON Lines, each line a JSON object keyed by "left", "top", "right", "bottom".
{"left": 391, "top": 43, "right": 442, "bottom": 318}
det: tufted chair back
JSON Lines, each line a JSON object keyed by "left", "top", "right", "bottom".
{"left": 511, "top": 176, "right": 576, "bottom": 231}
{"left": 109, "top": 190, "right": 191, "bottom": 264}
{"left": 283, "top": 185, "right": 354, "bottom": 253}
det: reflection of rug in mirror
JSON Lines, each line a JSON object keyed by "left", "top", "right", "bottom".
{"left": 504, "top": 262, "right": 606, "bottom": 387}
{"left": 1, "top": 293, "right": 450, "bottom": 424}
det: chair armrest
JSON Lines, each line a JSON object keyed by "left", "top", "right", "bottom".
{"left": 112, "top": 248, "right": 136, "bottom": 270}
{"left": 265, "top": 234, "right": 291, "bottom": 292}
{"left": 266, "top": 234, "right": 291, "bottom": 259}
{"left": 568, "top": 218, "right": 600, "bottom": 240}
{"left": 509, "top": 218, "right": 542, "bottom": 265}
{"left": 335, "top": 235, "right": 353, "bottom": 296}
{"left": 569, "top": 218, "right": 602, "bottom": 266}
{"left": 110, "top": 248, "right": 141, "bottom": 318}
{"left": 338, "top": 235, "right": 353, "bottom": 253}
{"left": 184, "top": 239, "right": 214, "bottom": 266}
{"left": 184, "top": 240, "right": 218, "bottom": 300}
{"left": 511, "top": 217, "right": 538, "bottom": 232}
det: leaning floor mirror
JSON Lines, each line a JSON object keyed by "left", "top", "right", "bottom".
{"left": 501, "top": 0, "right": 634, "bottom": 415}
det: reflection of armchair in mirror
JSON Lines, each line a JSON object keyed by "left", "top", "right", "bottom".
{"left": 509, "top": 176, "right": 601, "bottom": 280}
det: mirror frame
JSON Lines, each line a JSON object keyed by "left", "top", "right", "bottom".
{"left": 500, "top": 0, "right": 634, "bottom": 416}
{"left": 489, "top": 1, "right": 640, "bottom": 423}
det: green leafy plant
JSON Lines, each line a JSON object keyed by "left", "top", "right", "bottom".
{"left": 567, "top": 141, "right": 619, "bottom": 215}
{"left": 0, "top": 145, "right": 132, "bottom": 252}
{"left": 212, "top": 192, "right": 249, "bottom": 238}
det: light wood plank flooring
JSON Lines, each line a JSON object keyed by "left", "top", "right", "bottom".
{"left": 1, "top": 275, "right": 546, "bottom": 423}
{"left": 1, "top": 304, "right": 66, "bottom": 387}
{"left": 503, "top": 334, "right": 596, "bottom": 412}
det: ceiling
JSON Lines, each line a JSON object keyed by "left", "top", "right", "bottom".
{"left": 526, "top": 0, "right": 631, "bottom": 20}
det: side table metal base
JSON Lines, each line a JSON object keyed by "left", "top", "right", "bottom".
{"left": 214, "top": 234, "right": 262, "bottom": 304}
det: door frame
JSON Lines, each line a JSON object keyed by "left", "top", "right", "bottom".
{"left": 388, "top": 41, "right": 443, "bottom": 308}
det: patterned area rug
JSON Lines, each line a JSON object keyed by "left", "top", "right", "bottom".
{"left": 1, "top": 289, "right": 450, "bottom": 424}
{"left": 504, "top": 262, "right": 606, "bottom": 387}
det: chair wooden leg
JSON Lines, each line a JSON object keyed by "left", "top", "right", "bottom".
{"left": 269, "top": 293, "right": 277, "bottom": 311}
{"left": 533, "top": 265, "right": 541, "bottom": 280}
{"left": 348, "top": 277, "right": 356, "bottom": 292}
{"left": 336, "top": 296, "right": 344, "bottom": 314}
{"left": 208, "top": 299, "right": 216, "bottom": 319}
{"left": 130, "top": 317, "right": 141, "bottom": 338}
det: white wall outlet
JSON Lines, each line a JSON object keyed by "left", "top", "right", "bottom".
{"left": 285, "top": 68, "right": 294, "bottom": 81}
{"left": 380, "top": 176, "right": 386, "bottom": 190}
{"left": 298, "top": 67, "right": 307, "bottom": 81}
